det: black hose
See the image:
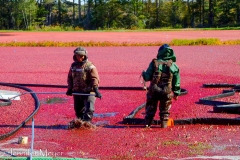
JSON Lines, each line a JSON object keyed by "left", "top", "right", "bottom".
{"left": 123, "top": 83, "right": 240, "bottom": 126}
{"left": 0, "top": 82, "right": 40, "bottom": 140}
{"left": 123, "top": 117, "right": 240, "bottom": 126}
{"left": 0, "top": 82, "right": 187, "bottom": 139}
{"left": 0, "top": 99, "right": 12, "bottom": 107}
{"left": 203, "top": 83, "right": 240, "bottom": 88}
{"left": 3, "top": 82, "right": 238, "bottom": 135}
{"left": 0, "top": 83, "right": 189, "bottom": 93}
{"left": 199, "top": 83, "right": 240, "bottom": 114}
{"left": 0, "top": 83, "right": 146, "bottom": 90}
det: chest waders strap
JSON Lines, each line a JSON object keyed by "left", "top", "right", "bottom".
{"left": 150, "top": 59, "right": 173, "bottom": 94}
{"left": 152, "top": 59, "right": 172, "bottom": 84}
{"left": 72, "top": 62, "right": 93, "bottom": 92}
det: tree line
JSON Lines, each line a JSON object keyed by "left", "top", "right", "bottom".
{"left": 0, "top": 0, "right": 239, "bottom": 30}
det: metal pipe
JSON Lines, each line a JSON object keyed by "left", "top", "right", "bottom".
{"left": 9, "top": 92, "right": 96, "bottom": 100}
{"left": 72, "top": 93, "right": 96, "bottom": 96}
{"left": 30, "top": 117, "right": 34, "bottom": 160}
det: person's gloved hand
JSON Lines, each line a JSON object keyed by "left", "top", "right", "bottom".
{"left": 94, "top": 86, "right": 102, "bottom": 99}
{"left": 66, "top": 89, "right": 72, "bottom": 96}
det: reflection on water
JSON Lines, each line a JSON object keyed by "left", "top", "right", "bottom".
{"left": 94, "top": 112, "right": 118, "bottom": 118}
{"left": 95, "top": 121, "right": 110, "bottom": 126}
{"left": 93, "top": 113, "right": 118, "bottom": 127}
{"left": 41, "top": 97, "right": 67, "bottom": 104}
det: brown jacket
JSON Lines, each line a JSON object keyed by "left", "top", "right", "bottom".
{"left": 67, "top": 60, "right": 100, "bottom": 92}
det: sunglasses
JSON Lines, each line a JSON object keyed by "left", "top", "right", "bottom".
{"left": 76, "top": 55, "right": 84, "bottom": 57}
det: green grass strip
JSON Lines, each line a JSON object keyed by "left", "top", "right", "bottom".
{"left": 0, "top": 38, "right": 240, "bottom": 47}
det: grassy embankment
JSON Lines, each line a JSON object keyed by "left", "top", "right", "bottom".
{"left": 0, "top": 28, "right": 240, "bottom": 46}
{"left": 0, "top": 38, "right": 239, "bottom": 47}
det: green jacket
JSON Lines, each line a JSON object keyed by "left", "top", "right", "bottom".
{"left": 142, "top": 45, "right": 181, "bottom": 96}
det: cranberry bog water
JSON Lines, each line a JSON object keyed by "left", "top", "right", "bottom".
{"left": 0, "top": 31, "right": 240, "bottom": 159}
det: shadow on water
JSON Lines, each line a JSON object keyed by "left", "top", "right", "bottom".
{"left": 40, "top": 97, "right": 67, "bottom": 104}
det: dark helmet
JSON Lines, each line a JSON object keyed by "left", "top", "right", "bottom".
{"left": 157, "top": 44, "right": 176, "bottom": 62}
{"left": 158, "top": 44, "right": 170, "bottom": 52}
{"left": 73, "top": 47, "right": 88, "bottom": 61}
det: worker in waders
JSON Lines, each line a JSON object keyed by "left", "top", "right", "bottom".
{"left": 66, "top": 47, "right": 102, "bottom": 129}
{"left": 142, "top": 44, "right": 181, "bottom": 128}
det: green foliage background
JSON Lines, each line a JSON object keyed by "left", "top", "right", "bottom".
{"left": 0, "top": 0, "right": 239, "bottom": 30}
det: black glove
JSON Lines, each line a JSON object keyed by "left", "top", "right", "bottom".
{"left": 93, "top": 86, "right": 102, "bottom": 99}
{"left": 66, "top": 89, "right": 72, "bottom": 96}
